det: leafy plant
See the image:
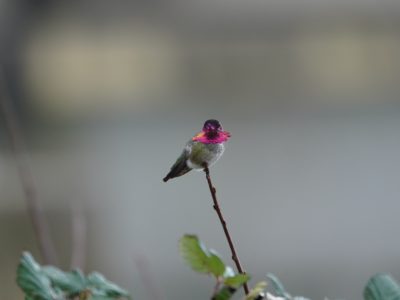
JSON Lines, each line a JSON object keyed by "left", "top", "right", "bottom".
{"left": 265, "top": 272, "right": 400, "bottom": 300}
{"left": 17, "top": 252, "right": 130, "bottom": 300}
{"left": 241, "top": 281, "right": 266, "bottom": 300}
{"left": 266, "top": 273, "right": 309, "bottom": 300}
{"left": 364, "top": 274, "right": 400, "bottom": 300}
{"left": 179, "top": 234, "right": 265, "bottom": 300}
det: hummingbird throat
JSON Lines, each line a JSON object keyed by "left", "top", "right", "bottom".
{"left": 192, "top": 130, "right": 231, "bottom": 144}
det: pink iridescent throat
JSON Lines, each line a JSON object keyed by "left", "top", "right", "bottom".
{"left": 192, "top": 131, "right": 231, "bottom": 144}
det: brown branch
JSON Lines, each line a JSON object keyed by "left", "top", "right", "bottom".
{"left": 0, "top": 69, "right": 58, "bottom": 265}
{"left": 203, "top": 165, "right": 249, "bottom": 295}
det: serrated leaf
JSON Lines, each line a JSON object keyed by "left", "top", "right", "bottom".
{"left": 213, "top": 286, "right": 237, "bottom": 300}
{"left": 364, "top": 273, "right": 400, "bottom": 300}
{"left": 224, "top": 274, "right": 251, "bottom": 288}
{"left": 16, "top": 252, "right": 58, "bottom": 300}
{"left": 42, "top": 266, "right": 86, "bottom": 294}
{"left": 87, "top": 272, "right": 130, "bottom": 298}
{"left": 267, "top": 273, "right": 291, "bottom": 299}
{"left": 245, "top": 281, "right": 267, "bottom": 300}
{"left": 179, "top": 235, "right": 226, "bottom": 277}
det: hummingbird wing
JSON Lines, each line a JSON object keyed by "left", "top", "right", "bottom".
{"left": 163, "top": 141, "right": 193, "bottom": 182}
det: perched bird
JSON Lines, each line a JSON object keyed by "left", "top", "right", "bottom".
{"left": 163, "top": 119, "right": 231, "bottom": 182}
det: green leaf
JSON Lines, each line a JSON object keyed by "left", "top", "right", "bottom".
{"left": 179, "top": 235, "right": 210, "bottom": 273}
{"left": 87, "top": 272, "right": 130, "bottom": 298}
{"left": 267, "top": 273, "right": 291, "bottom": 299}
{"left": 179, "top": 235, "right": 226, "bottom": 277}
{"left": 224, "top": 274, "right": 251, "bottom": 288}
{"left": 246, "top": 281, "right": 267, "bottom": 300}
{"left": 17, "top": 252, "right": 130, "bottom": 300}
{"left": 208, "top": 251, "right": 226, "bottom": 277}
{"left": 16, "top": 252, "right": 58, "bottom": 300}
{"left": 42, "top": 266, "right": 86, "bottom": 294}
{"left": 213, "top": 286, "right": 237, "bottom": 300}
{"left": 364, "top": 273, "right": 400, "bottom": 300}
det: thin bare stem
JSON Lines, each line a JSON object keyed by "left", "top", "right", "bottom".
{"left": 0, "top": 69, "right": 58, "bottom": 264}
{"left": 203, "top": 165, "right": 249, "bottom": 295}
{"left": 212, "top": 279, "right": 222, "bottom": 297}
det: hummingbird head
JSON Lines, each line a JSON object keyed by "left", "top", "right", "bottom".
{"left": 203, "top": 119, "right": 222, "bottom": 133}
{"left": 193, "top": 119, "right": 231, "bottom": 144}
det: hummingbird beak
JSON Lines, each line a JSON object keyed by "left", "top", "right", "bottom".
{"left": 192, "top": 131, "right": 206, "bottom": 141}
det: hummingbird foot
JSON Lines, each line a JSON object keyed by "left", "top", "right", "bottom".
{"left": 202, "top": 162, "right": 209, "bottom": 174}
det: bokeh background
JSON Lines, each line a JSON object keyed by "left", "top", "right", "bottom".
{"left": 1, "top": 0, "right": 400, "bottom": 299}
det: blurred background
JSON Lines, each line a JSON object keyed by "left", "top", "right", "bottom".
{"left": 1, "top": 0, "right": 400, "bottom": 299}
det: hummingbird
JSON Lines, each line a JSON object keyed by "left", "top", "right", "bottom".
{"left": 163, "top": 119, "right": 231, "bottom": 182}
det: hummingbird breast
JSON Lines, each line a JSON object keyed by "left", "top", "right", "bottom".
{"left": 186, "top": 141, "right": 225, "bottom": 169}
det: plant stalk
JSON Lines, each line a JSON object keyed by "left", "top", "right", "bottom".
{"left": 0, "top": 69, "right": 58, "bottom": 265}
{"left": 203, "top": 165, "right": 249, "bottom": 295}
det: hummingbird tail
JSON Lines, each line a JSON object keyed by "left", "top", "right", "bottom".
{"left": 163, "top": 161, "right": 192, "bottom": 182}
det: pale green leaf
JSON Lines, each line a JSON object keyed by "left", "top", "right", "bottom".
{"left": 245, "top": 281, "right": 267, "bottom": 300}
{"left": 16, "top": 252, "right": 58, "bottom": 300}
{"left": 267, "top": 273, "right": 291, "bottom": 299}
{"left": 87, "top": 272, "right": 130, "bottom": 298}
{"left": 364, "top": 274, "right": 400, "bottom": 300}
{"left": 17, "top": 252, "right": 130, "bottom": 300}
{"left": 42, "top": 266, "right": 86, "bottom": 294}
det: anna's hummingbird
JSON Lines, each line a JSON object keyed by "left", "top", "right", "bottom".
{"left": 163, "top": 119, "right": 231, "bottom": 182}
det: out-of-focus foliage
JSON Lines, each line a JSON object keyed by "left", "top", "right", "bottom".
{"left": 364, "top": 274, "right": 400, "bottom": 300}
{"left": 212, "top": 286, "right": 237, "bottom": 300}
{"left": 17, "top": 252, "right": 130, "bottom": 300}
{"left": 41, "top": 266, "right": 86, "bottom": 295}
{"left": 267, "top": 274, "right": 310, "bottom": 300}
{"left": 266, "top": 273, "right": 400, "bottom": 300}
{"left": 245, "top": 281, "right": 267, "bottom": 300}
{"left": 16, "top": 252, "right": 60, "bottom": 300}
{"left": 267, "top": 274, "right": 291, "bottom": 299}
